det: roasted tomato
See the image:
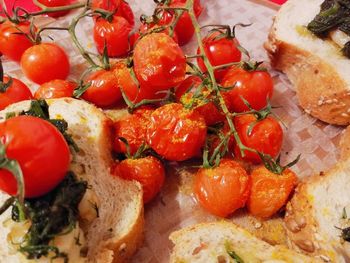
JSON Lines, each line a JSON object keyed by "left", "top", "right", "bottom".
{"left": 248, "top": 165, "right": 298, "bottom": 219}
{"left": 0, "top": 21, "right": 34, "bottom": 62}
{"left": 114, "top": 156, "right": 165, "bottom": 203}
{"left": 34, "top": 79, "right": 76, "bottom": 99}
{"left": 194, "top": 159, "right": 250, "bottom": 217}
{"left": 91, "top": 0, "right": 134, "bottom": 26}
{"left": 20, "top": 43, "right": 70, "bottom": 84}
{"left": 172, "top": 0, "right": 203, "bottom": 17}
{"left": 175, "top": 75, "right": 225, "bottom": 126}
{"left": 36, "top": 0, "right": 73, "bottom": 17}
{"left": 197, "top": 31, "right": 242, "bottom": 81}
{"left": 82, "top": 68, "right": 122, "bottom": 108}
{"left": 113, "top": 107, "right": 153, "bottom": 155}
{"left": 0, "top": 115, "right": 70, "bottom": 197}
{"left": 93, "top": 15, "right": 132, "bottom": 57}
{"left": 133, "top": 33, "right": 186, "bottom": 91}
{"left": 146, "top": 103, "right": 207, "bottom": 161}
{"left": 221, "top": 66, "right": 274, "bottom": 113}
{"left": 0, "top": 76, "right": 33, "bottom": 110}
{"left": 233, "top": 114, "right": 283, "bottom": 164}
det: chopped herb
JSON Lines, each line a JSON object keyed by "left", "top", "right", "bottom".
{"left": 225, "top": 242, "right": 244, "bottom": 263}
{"left": 341, "top": 227, "right": 350, "bottom": 242}
{"left": 5, "top": 112, "right": 16, "bottom": 120}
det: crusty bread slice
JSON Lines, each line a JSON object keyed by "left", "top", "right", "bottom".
{"left": 169, "top": 221, "right": 320, "bottom": 263}
{"left": 265, "top": 0, "right": 350, "bottom": 125}
{"left": 0, "top": 98, "right": 144, "bottom": 263}
{"left": 284, "top": 126, "right": 350, "bottom": 262}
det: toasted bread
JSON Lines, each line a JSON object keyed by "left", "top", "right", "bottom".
{"left": 169, "top": 221, "right": 321, "bottom": 263}
{"left": 0, "top": 98, "right": 144, "bottom": 263}
{"left": 265, "top": 0, "right": 350, "bottom": 125}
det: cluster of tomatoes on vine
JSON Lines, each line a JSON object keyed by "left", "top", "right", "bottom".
{"left": 0, "top": 0, "right": 299, "bottom": 220}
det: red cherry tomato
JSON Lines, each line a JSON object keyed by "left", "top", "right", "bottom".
{"left": 172, "top": 0, "right": 203, "bottom": 17}
{"left": 114, "top": 156, "right": 165, "bottom": 203}
{"left": 20, "top": 43, "right": 70, "bottom": 84}
{"left": 0, "top": 115, "right": 70, "bottom": 197}
{"left": 34, "top": 79, "right": 76, "bottom": 99}
{"left": 93, "top": 15, "right": 132, "bottom": 57}
{"left": 233, "top": 114, "right": 283, "bottom": 164}
{"left": 0, "top": 76, "right": 33, "bottom": 110}
{"left": 113, "top": 107, "right": 153, "bottom": 155}
{"left": 175, "top": 75, "right": 225, "bottom": 126}
{"left": 82, "top": 68, "right": 122, "bottom": 108}
{"left": 91, "top": 0, "right": 134, "bottom": 26}
{"left": 221, "top": 66, "right": 274, "bottom": 113}
{"left": 91, "top": 0, "right": 121, "bottom": 11}
{"left": 194, "top": 159, "right": 250, "bottom": 217}
{"left": 197, "top": 31, "right": 242, "bottom": 81}
{"left": 36, "top": 0, "right": 73, "bottom": 17}
{"left": 133, "top": 33, "right": 186, "bottom": 91}
{"left": 146, "top": 103, "right": 207, "bottom": 161}
{"left": 248, "top": 165, "right": 298, "bottom": 219}
{"left": 0, "top": 21, "right": 34, "bottom": 62}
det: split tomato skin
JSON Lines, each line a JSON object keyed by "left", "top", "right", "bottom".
{"left": 82, "top": 68, "right": 122, "bottom": 108}
{"left": 248, "top": 166, "right": 298, "bottom": 219}
{"left": 146, "top": 103, "right": 207, "bottom": 161}
{"left": 233, "top": 114, "right": 283, "bottom": 164}
{"left": 93, "top": 15, "right": 132, "bottom": 57}
{"left": 0, "top": 21, "right": 34, "bottom": 62}
{"left": 0, "top": 76, "right": 33, "bottom": 110}
{"left": 221, "top": 67, "right": 274, "bottom": 113}
{"left": 34, "top": 79, "right": 76, "bottom": 99}
{"left": 20, "top": 43, "right": 70, "bottom": 84}
{"left": 197, "top": 32, "right": 242, "bottom": 81}
{"left": 0, "top": 115, "right": 70, "bottom": 198}
{"left": 114, "top": 156, "right": 165, "bottom": 203}
{"left": 133, "top": 33, "right": 186, "bottom": 91}
{"left": 194, "top": 159, "right": 250, "bottom": 217}
{"left": 113, "top": 107, "right": 153, "bottom": 155}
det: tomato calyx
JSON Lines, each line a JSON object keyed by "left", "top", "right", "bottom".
{"left": 0, "top": 76, "right": 13, "bottom": 93}
{"left": 241, "top": 61, "right": 267, "bottom": 72}
{"left": 259, "top": 153, "right": 300, "bottom": 175}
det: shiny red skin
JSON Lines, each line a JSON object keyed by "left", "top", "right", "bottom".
{"left": 113, "top": 108, "right": 153, "bottom": 155}
{"left": 175, "top": 75, "right": 225, "bottom": 126}
{"left": 0, "top": 116, "right": 70, "bottom": 198}
{"left": 92, "top": 0, "right": 134, "bottom": 26}
{"left": 194, "top": 159, "right": 251, "bottom": 217}
{"left": 133, "top": 33, "right": 186, "bottom": 91}
{"left": 93, "top": 15, "right": 132, "bottom": 57}
{"left": 173, "top": 0, "right": 203, "bottom": 17}
{"left": 34, "top": 79, "right": 76, "bottom": 99}
{"left": 233, "top": 114, "right": 283, "bottom": 164}
{"left": 0, "top": 21, "right": 34, "bottom": 62}
{"left": 36, "top": 0, "right": 73, "bottom": 17}
{"left": 82, "top": 68, "right": 122, "bottom": 108}
{"left": 221, "top": 67, "right": 274, "bottom": 113}
{"left": 146, "top": 103, "right": 207, "bottom": 161}
{"left": 197, "top": 32, "right": 242, "bottom": 81}
{"left": 114, "top": 156, "right": 165, "bottom": 203}
{"left": 0, "top": 76, "right": 33, "bottom": 110}
{"left": 21, "top": 43, "right": 70, "bottom": 84}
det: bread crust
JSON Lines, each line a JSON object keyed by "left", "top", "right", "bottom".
{"left": 265, "top": 18, "right": 350, "bottom": 125}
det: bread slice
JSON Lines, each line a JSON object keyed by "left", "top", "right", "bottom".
{"left": 284, "top": 127, "right": 350, "bottom": 262}
{"left": 169, "top": 221, "right": 321, "bottom": 263}
{"left": 0, "top": 98, "right": 144, "bottom": 263}
{"left": 265, "top": 0, "right": 350, "bottom": 125}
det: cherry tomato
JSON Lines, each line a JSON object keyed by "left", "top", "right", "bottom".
{"left": 146, "top": 103, "right": 207, "bottom": 161}
{"left": 91, "top": 0, "right": 121, "bottom": 11}
{"left": 172, "top": 0, "right": 203, "bottom": 17}
{"left": 248, "top": 166, "right": 298, "bottom": 219}
{"left": 233, "top": 114, "right": 283, "bottom": 164}
{"left": 0, "top": 76, "right": 33, "bottom": 110}
{"left": 21, "top": 43, "right": 70, "bottom": 84}
{"left": 175, "top": 75, "right": 225, "bottom": 126}
{"left": 0, "top": 115, "right": 70, "bottom": 197}
{"left": 0, "top": 21, "right": 34, "bottom": 62}
{"left": 133, "top": 33, "right": 186, "bottom": 91}
{"left": 82, "top": 68, "right": 122, "bottom": 108}
{"left": 34, "top": 79, "right": 76, "bottom": 99}
{"left": 194, "top": 159, "right": 250, "bottom": 217}
{"left": 93, "top": 15, "right": 132, "bottom": 57}
{"left": 221, "top": 66, "right": 274, "bottom": 113}
{"left": 197, "top": 31, "right": 242, "bottom": 81}
{"left": 114, "top": 156, "right": 165, "bottom": 203}
{"left": 91, "top": 0, "right": 134, "bottom": 26}
{"left": 113, "top": 107, "right": 153, "bottom": 155}
{"left": 36, "top": 0, "right": 73, "bottom": 17}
